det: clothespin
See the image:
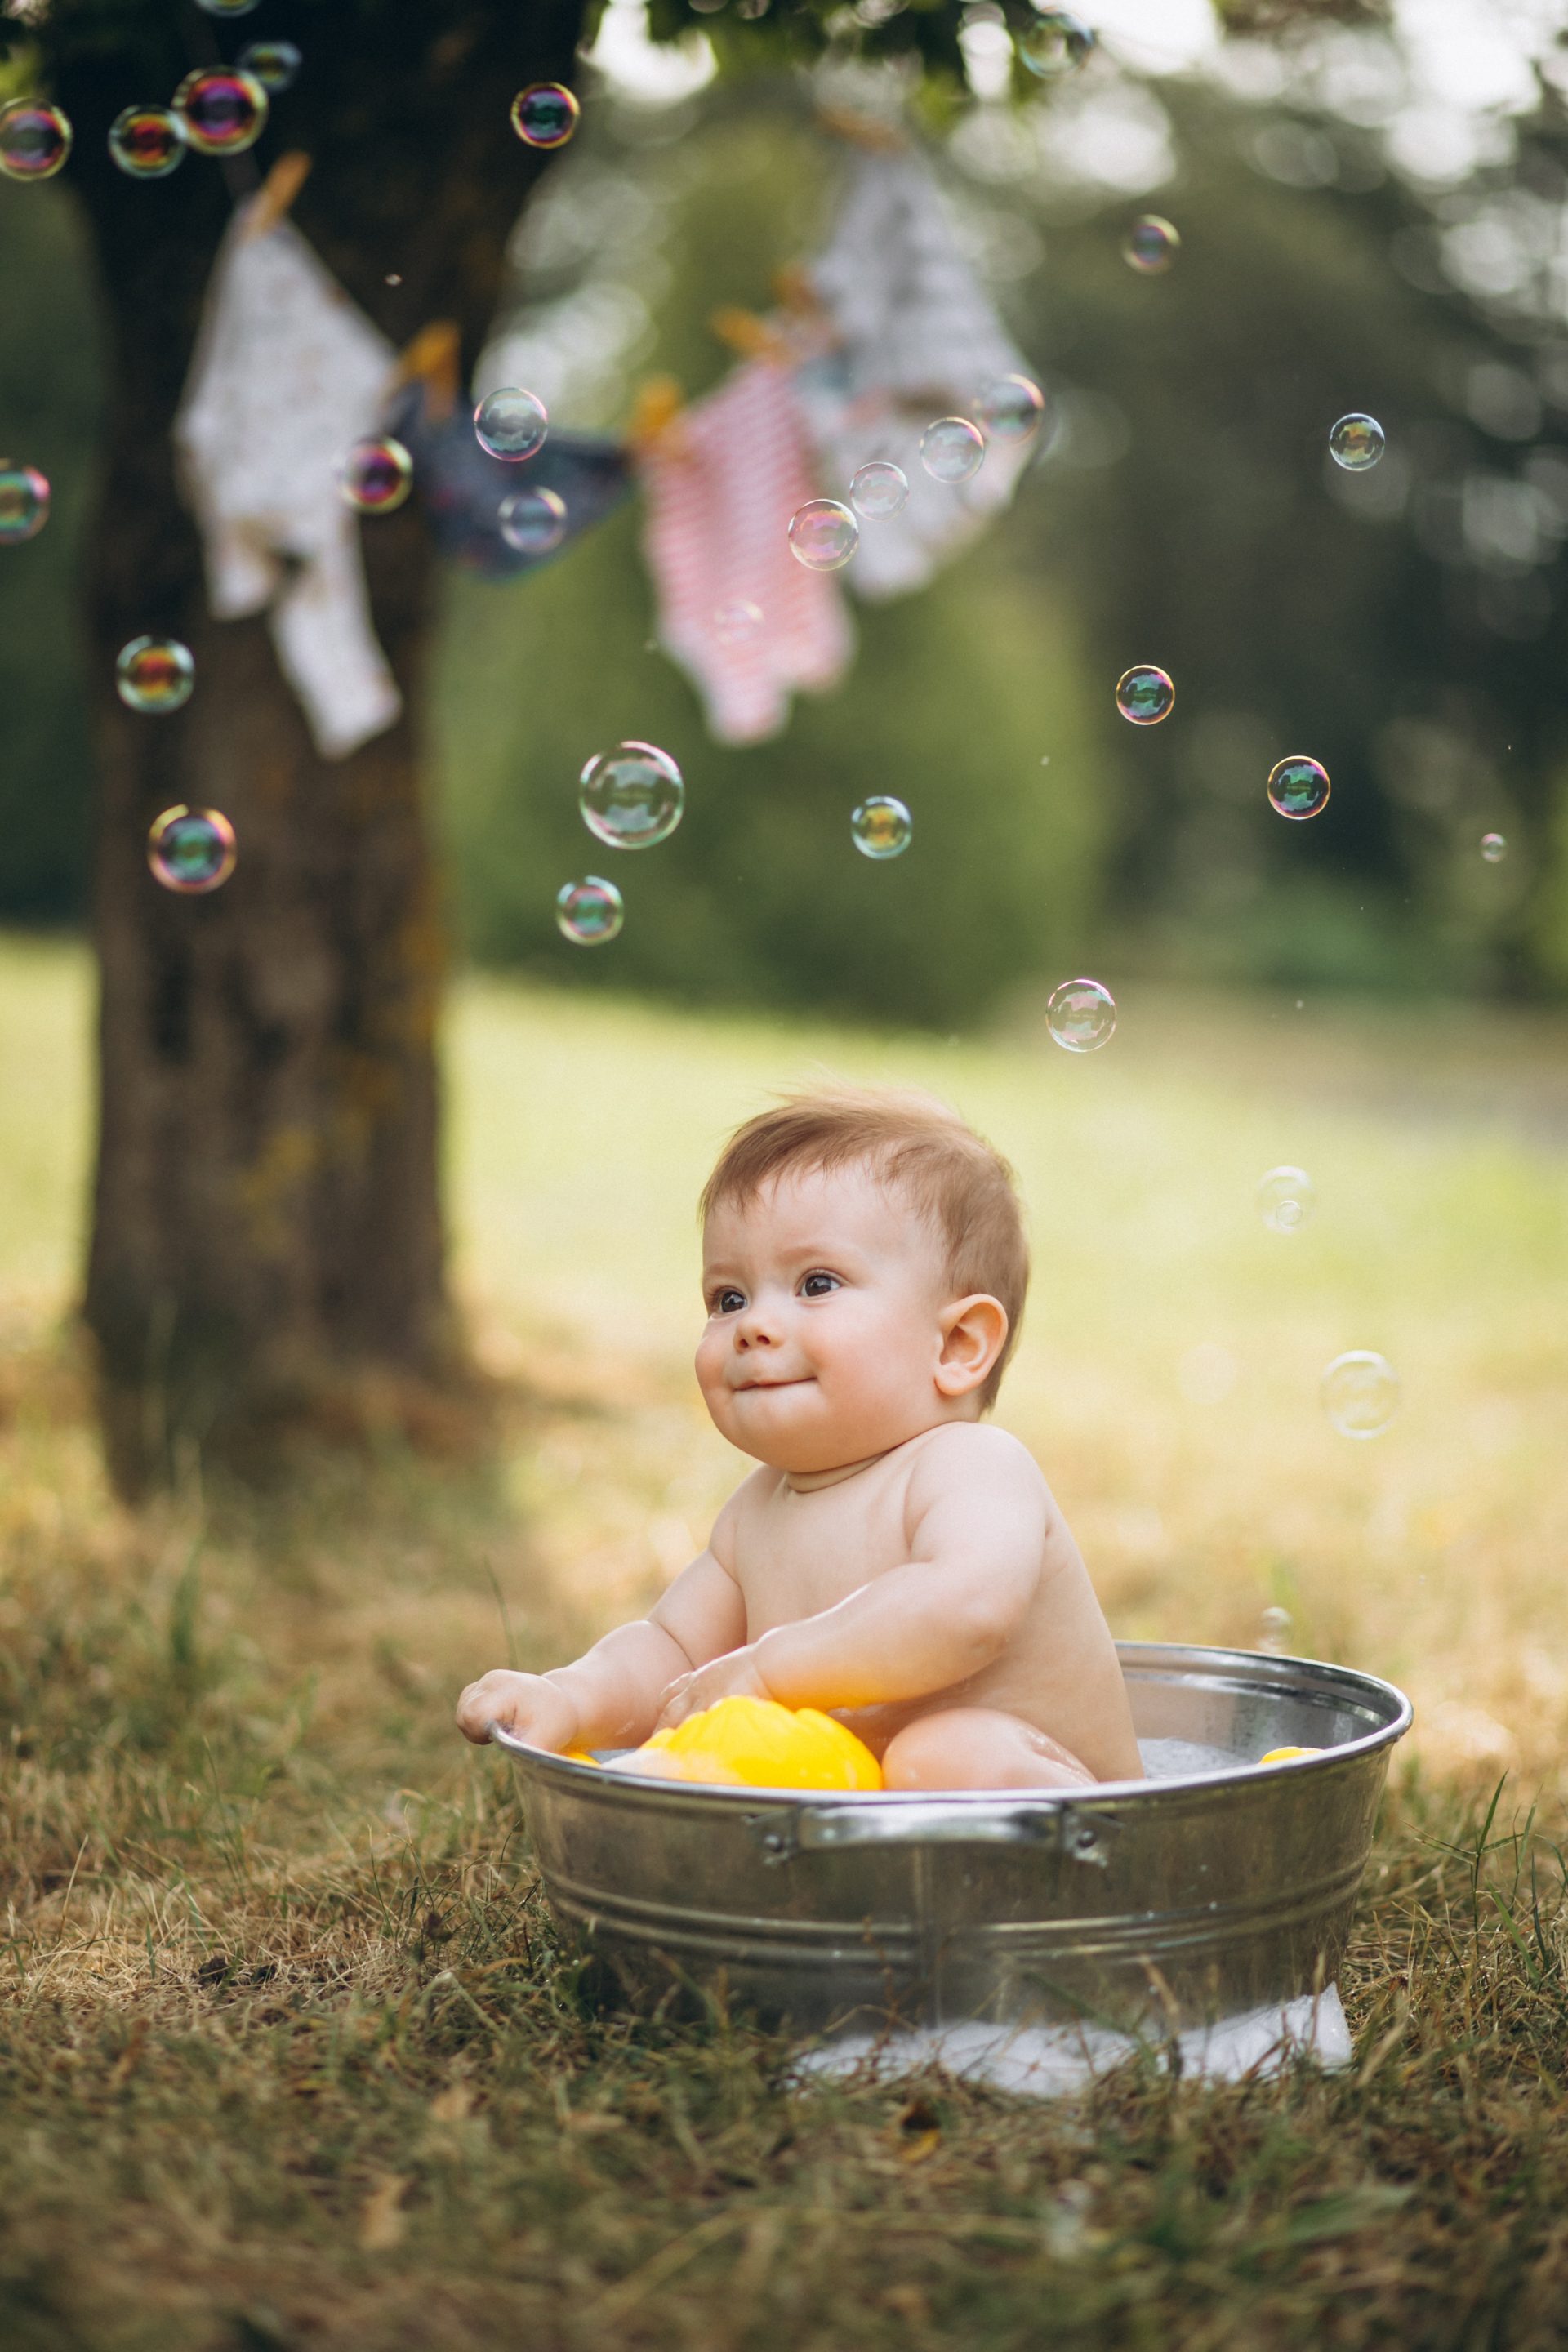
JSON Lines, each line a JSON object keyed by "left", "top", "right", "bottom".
{"left": 626, "top": 375, "right": 685, "bottom": 458}
{"left": 815, "top": 103, "right": 906, "bottom": 153}
{"left": 772, "top": 262, "right": 825, "bottom": 320}
{"left": 394, "top": 319, "right": 461, "bottom": 421}
{"left": 241, "top": 149, "right": 311, "bottom": 240}
{"left": 709, "top": 305, "right": 793, "bottom": 364}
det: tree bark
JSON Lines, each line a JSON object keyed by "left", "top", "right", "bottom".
{"left": 51, "top": 0, "right": 585, "bottom": 1490}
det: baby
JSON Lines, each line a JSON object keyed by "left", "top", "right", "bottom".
{"left": 457, "top": 1089, "right": 1143, "bottom": 1789}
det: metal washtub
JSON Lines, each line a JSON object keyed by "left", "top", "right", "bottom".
{"left": 494, "top": 1643, "right": 1412, "bottom": 2049}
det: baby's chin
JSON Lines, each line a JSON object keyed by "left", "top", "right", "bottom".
{"left": 710, "top": 1383, "right": 913, "bottom": 1473}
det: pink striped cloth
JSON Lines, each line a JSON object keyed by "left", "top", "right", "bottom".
{"left": 639, "top": 358, "right": 854, "bottom": 746}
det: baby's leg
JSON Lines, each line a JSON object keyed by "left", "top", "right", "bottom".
{"left": 881, "top": 1707, "right": 1095, "bottom": 1793}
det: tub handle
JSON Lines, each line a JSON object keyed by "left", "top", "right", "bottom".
{"left": 746, "top": 1799, "right": 1116, "bottom": 1869}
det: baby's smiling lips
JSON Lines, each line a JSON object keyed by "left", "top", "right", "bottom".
{"left": 732, "top": 1374, "right": 813, "bottom": 1393}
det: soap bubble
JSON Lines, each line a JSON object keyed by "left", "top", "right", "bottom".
{"left": 788, "top": 499, "right": 858, "bottom": 571}
{"left": 511, "top": 82, "right": 580, "bottom": 149}
{"left": 973, "top": 373, "right": 1047, "bottom": 444}
{"left": 109, "top": 105, "right": 188, "bottom": 177}
{"left": 116, "top": 637, "right": 195, "bottom": 715}
{"left": 474, "top": 386, "right": 548, "bottom": 461}
{"left": 499, "top": 486, "right": 567, "bottom": 555}
{"left": 851, "top": 795, "right": 912, "bottom": 858}
{"left": 1116, "top": 665, "right": 1174, "bottom": 725}
{"left": 713, "top": 599, "right": 763, "bottom": 644}
{"left": 1481, "top": 831, "right": 1508, "bottom": 862}
{"left": 147, "top": 805, "right": 236, "bottom": 894}
{"left": 0, "top": 100, "right": 73, "bottom": 181}
{"left": 1257, "top": 1165, "right": 1315, "bottom": 1233}
{"left": 173, "top": 69, "right": 269, "bottom": 156}
{"left": 1329, "top": 413, "right": 1384, "bottom": 471}
{"left": 920, "top": 417, "right": 986, "bottom": 484}
{"left": 0, "top": 462, "right": 49, "bottom": 544}
{"left": 1124, "top": 214, "right": 1180, "bottom": 274}
{"left": 1047, "top": 977, "right": 1116, "bottom": 1053}
{"left": 1258, "top": 1605, "right": 1292, "bottom": 1655}
{"left": 1267, "top": 756, "right": 1330, "bottom": 820}
{"left": 556, "top": 875, "right": 623, "bottom": 945}
{"left": 239, "top": 40, "right": 303, "bottom": 94}
{"left": 1321, "top": 1350, "right": 1399, "bottom": 1439}
{"left": 849, "top": 461, "right": 909, "bottom": 519}
{"left": 337, "top": 438, "right": 413, "bottom": 513}
{"left": 195, "top": 0, "right": 259, "bottom": 15}
{"left": 579, "top": 741, "right": 684, "bottom": 849}
{"left": 1017, "top": 8, "right": 1094, "bottom": 77}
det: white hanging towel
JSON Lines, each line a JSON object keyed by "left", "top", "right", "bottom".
{"left": 795, "top": 148, "right": 1039, "bottom": 603}
{"left": 639, "top": 358, "right": 854, "bottom": 746}
{"left": 175, "top": 203, "right": 402, "bottom": 760}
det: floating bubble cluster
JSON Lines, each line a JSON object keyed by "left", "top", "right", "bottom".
{"left": 1481, "top": 831, "right": 1508, "bottom": 862}
{"left": 1329, "top": 413, "right": 1384, "bottom": 471}
{"left": 109, "top": 105, "right": 187, "bottom": 178}
{"left": 147, "top": 805, "right": 237, "bottom": 894}
{"left": 511, "top": 83, "right": 580, "bottom": 149}
{"left": 920, "top": 417, "right": 986, "bottom": 484}
{"left": 0, "top": 100, "right": 73, "bottom": 182}
{"left": 579, "top": 742, "right": 684, "bottom": 849}
{"left": 713, "top": 599, "right": 764, "bottom": 644}
{"left": 1017, "top": 7, "right": 1094, "bottom": 77}
{"left": 556, "top": 875, "right": 624, "bottom": 945}
{"left": 851, "top": 795, "right": 913, "bottom": 859}
{"left": 174, "top": 69, "right": 269, "bottom": 156}
{"left": 788, "top": 499, "right": 858, "bottom": 571}
{"left": 1115, "top": 665, "right": 1174, "bottom": 725}
{"left": 1257, "top": 1165, "right": 1315, "bottom": 1233}
{"left": 973, "top": 373, "right": 1047, "bottom": 444}
{"left": 1267, "top": 755, "right": 1330, "bottom": 820}
{"left": 1321, "top": 1350, "right": 1399, "bottom": 1439}
{"left": 474, "top": 387, "right": 548, "bottom": 461}
{"left": 239, "top": 40, "right": 303, "bottom": 94}
{"left": 849, "top": 461, "right": 909, "bottom": 519}
{"left": 0, "top": 462, "right": 49, "bottom": 544}
{"left": 1047, "top": 977, "right": 1116, "bottom": 1053}
{"left": 337, "top": 438, "right": 413, "bottom": 513}
{"left": 499, "top": 486, "right": 567, "bottom": 555}
{"left": 116, "top": 637, "right": 195, "bottom": 715}
{"left": 1124, "top": 215, "right": 1180, "bottom": 274}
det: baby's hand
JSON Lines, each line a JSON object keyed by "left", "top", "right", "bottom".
{"left": 655, "top": 1643, "right": 772, "bottom": 1731}
{"left": 455, "top": 1669, "right": 578, "bottom": 1752}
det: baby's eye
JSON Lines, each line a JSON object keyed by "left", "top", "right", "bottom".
{"left": 800, "top": 1271, "right": 841, "bottom": 1299}
{"left": 710, "top": 1288, "right": 746, "bottom": 1316}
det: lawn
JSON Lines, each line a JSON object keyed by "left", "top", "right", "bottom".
{"left": 3, "top": 931, "right": 1568, "bottom": 2350}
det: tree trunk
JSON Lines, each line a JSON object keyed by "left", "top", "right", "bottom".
{"left": 52, "top": 0, "right": 585, "bottom": 1491}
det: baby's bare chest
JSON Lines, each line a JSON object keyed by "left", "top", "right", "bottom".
{"left": 734, "top": 1476, "right": 915, "bottom": 1636}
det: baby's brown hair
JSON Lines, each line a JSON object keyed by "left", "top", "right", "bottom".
{"left": 700, "top": 1086, "right": 1029, "bottom": 1409}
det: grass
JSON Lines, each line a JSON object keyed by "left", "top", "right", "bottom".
{"left": 3, "top": 931, "right": 1568, "bottom": 2350}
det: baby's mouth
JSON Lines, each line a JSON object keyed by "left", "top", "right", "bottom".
{"left": 733, "top": 1374, "right": 813, "bottom": 1392}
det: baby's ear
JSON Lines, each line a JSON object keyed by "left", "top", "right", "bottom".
{"left": 935, "top": 1294, "right": 1009, "bottom": 1397}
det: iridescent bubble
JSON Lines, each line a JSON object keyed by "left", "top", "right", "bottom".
{"left": 147, "top": 805, "right": 236, "bottom": 895}
{"left": 849, "top": 461, "right": 909, "bottom": 519}
{"left": 556, "top": 875, "right": 624, "bottom": 945}
{"left": 1329, "top": 413, "right": 1384, "bottom": 472}
{"left": 239, "top": 40, "right": 303, "bottom": 95}
{"left": 973, "top": 373, "right": 1047, "bottom": 444}
{"left": 173, "top": 69, "right": 269, "bottom": 156}
{"left": 920, "top": 417, "right": 986, "bottom": 485}
{"left": 579, "top": 741, "right": 684, "bottom": 849}
{"left": 0, "top": 100, "right": 73, "bottom": 182}
{"left": 510, "top": 82, "right": 580, "bottom": 149}
{"left": 109, "top": 105, "right": 187, "bottom": 178}
{"left": 1047, "top": 977, "right": 1116, "bottom": 1053}
{"left": 116, "top": 637, "right": 195, "bottom": 715}
{"left": 1267, "top": 756, "right": 1330, "bottom": 820}
{"left": 1321, "top": 1350, "right": 1399, "bottom": 1440}
{"left": 499, "top": 486, "right": 567, "bottom": 555}
{"left": 1481, "top": 831, "right": 1508, "bottom": 863}
{"left": 1124, "top": 214, "right": 1180, "bottom": 274}
{"left": 337, "top": 439, "right": 413, "bottom": 514}
{"left": 1258, "top": 1604, "right": 1293, "bottom": 1655}
{"left": 851, "top": 795, "right": 912, "bottom": 859}
{"left": 788, "top": 499, "right": 858, "bottom": 571}
{"left": 474, "top": 387, "right": 548, "bottom": 461}
{"left": 1115, "top": 665, "right": 1174, "bottom": 725}
{"left": 0, "top": 462, "right": 49, "bottom": 545}
{"left": 1017, "top": 7, "right": 1094, "bottom": 78}
{"left": 1256, "top": 1165, "right": 1315, "bottom": 1234}
{"left": 713, "top": 599, "right": 763, "bottom": 644}
{"left": 195, "top": 0, "right": 260, "bottom": 15}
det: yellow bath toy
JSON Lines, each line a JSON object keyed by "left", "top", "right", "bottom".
{"left": 1258, "top": 1745, "right": 1325, "bottom": 1764}
{"left": 619, "top": 1695, "right": 883, "bottom": 1791}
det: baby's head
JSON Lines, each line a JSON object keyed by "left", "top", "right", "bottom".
{"left": 696, "top": 1087, "right": 1028, "bottom": 1475}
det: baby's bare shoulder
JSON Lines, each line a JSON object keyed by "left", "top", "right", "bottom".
{"left": 904, "top": 1423, "right": 1048, "bottom": 1511}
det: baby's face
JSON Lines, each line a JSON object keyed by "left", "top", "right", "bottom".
{"left": 697, "top": 1162, "right": 988, "bottom": 1473}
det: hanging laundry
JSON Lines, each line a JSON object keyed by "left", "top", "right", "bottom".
{"left": 639, "top": 357, "right": 853, "bottom": 747}
{"left": 383, "top": 379, "right": 630, "bottom": 582}
{"left": 175, "top": 199, "right": 401, "bottom": 761}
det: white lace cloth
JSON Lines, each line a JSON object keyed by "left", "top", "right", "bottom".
{"left": 175, "top": 206, "right": 402, "bottom": 760}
